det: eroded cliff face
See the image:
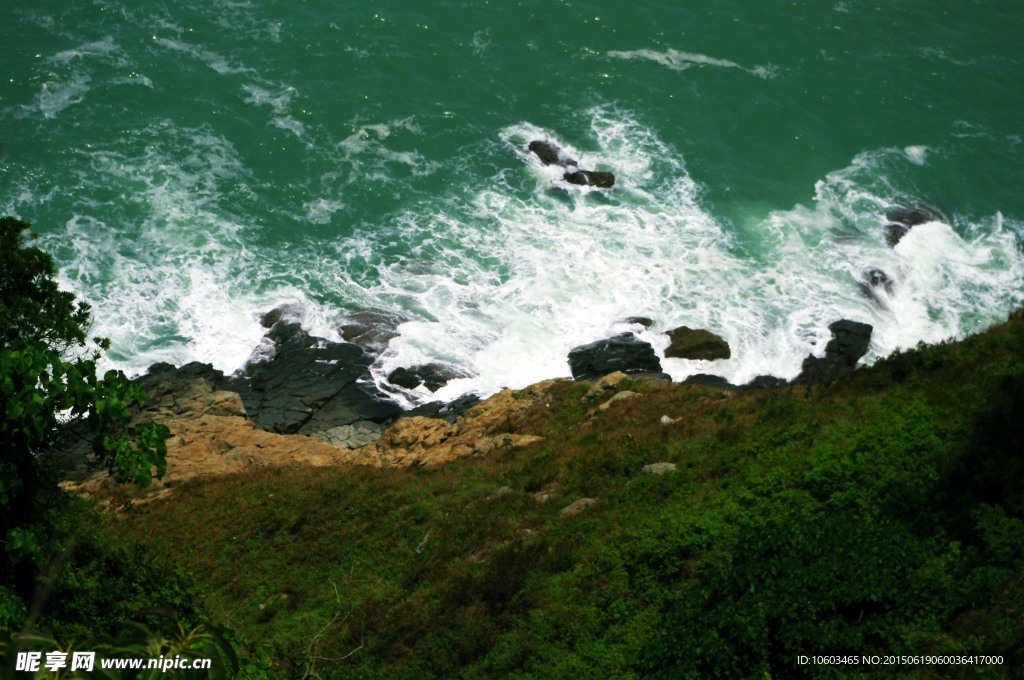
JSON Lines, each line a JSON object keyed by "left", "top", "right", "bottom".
{"left": 60, "top": 369, "right": 562, "bottom": 507}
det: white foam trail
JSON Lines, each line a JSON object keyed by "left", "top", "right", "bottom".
{"left": 29, "top": 74, "right": 92, "bottom": 119}
{"left": 46, "top": 37, "right": 125, "bottom": 65}
{"left": 153, "top": 37, "right": 250, "bottom": 76}
{"left": 607, "top": 48, "right": 776, "bottom": 79}
{"left": 242, "top": 83, "right": 306, "bottom": 139}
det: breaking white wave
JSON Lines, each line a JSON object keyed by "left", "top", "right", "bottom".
{"left": 607, "top": 48, "right": 776, "bottom": 79}
{"left": 336, "top": 113, "right": 1023, "bottom": 402}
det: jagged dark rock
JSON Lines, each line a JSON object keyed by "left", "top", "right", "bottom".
{"left": 885, "top": 206, "right": 944, "bottom": 227}
{"left": 338, "top": 309, "right": 406, "bottom": 355}
{"left": 664, "top": 326, "right": 731, "bottom": 361}
{"left": 402, "top": 393, "right": 484, "bottom": 423}
{"left": 620, "top": 316, "right": 654, "bottom": 328}
{"left": 226, "top": 322, "right": 402, "bottom": 434}
{"left": 884, "top": 205, "right": 944, "bottom": 246}
{"left": 568, "top": 333, "right": 666, "bottom": 381}
{"left": 527, "top": 139, "right": 615, "bottom": 188}
{"left": 388, "top": 363, "right": 464, "bottom": 393}
{"left": 795, "top": 320, "right": 873, "bottom": 385}
{"left": 563, "top": 169, "right": 615, "bottom": 188}
{"left": 137, "top": 361, "right": 227, "bottom": 394}
{"left": 260, "top": 303, "right": 305, "bottom": 329}
{"left": 885, "top": 223, "right": 911, "bottom": 247}
{"left": 528, "top": 140, "right": 576, "bottom": 166}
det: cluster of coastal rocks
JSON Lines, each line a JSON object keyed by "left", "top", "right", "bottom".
{"left": 565, "top": 318, "right": 872, "bottom": 391}
{"left": 60, "top": 303, "right": 875, "bottom": 506}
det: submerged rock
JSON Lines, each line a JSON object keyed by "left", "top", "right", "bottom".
{"left": 884, "top": 205, "right": 945, "bottom": 246}
{"left": 528, "top": 139, "right": 577, "bottom": 167}
{"left": 568, "top": 333, "right": 666, "bottom": 381}
{"left": 338, "top": 309, "right": 407, "bottom": 355}
{"left": 885, "top": 206, "right": 944, "bottom": 227}
{"left": 527, "top": 139, "right": 616, "bottom": 189}
{"left": 664, "top": 326, "right": 731, "bottom": 361}
{"left": 259, "top": 302, "right": 305, "bottom": 329}
{"left": 563, "top": 169, "right": 615, "bottom": 188}
{"left": 388, "top": 363, "right": 466, "bottom": 393}
{"left": 619, "top": 316, "right": 655, "bottom": 328}
{"left": 858, "top": 268, "right": 896, "bottom": 305}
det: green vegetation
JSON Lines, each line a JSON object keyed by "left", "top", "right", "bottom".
{"left": 116, "top": 312, "right": 1024, "bottom": 678}
{"left": 0, "top": 217, "right": 249, "bottom": 677}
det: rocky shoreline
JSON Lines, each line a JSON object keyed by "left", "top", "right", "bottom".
{"left": 61, "top": 304, "right": 875, "bottom": 506}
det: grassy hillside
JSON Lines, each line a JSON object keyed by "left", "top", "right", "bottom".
{"left": 111, "top": 312, "right": 1024, "bottom": 678}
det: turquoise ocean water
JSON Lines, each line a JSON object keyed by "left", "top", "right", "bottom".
{"left": 3, "top": 0, "right": 1023, "bottom": 404}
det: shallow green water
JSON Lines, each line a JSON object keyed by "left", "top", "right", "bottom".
{"left": 2, "top": 0, "right": 1023, "bottom": 401}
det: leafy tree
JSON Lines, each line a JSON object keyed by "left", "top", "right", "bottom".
{"left": 0, "top": 216, "right": 169, "bottom": 632}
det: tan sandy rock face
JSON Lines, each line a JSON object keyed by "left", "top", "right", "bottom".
{"left": 61, "top": 376, "right": 356, "bottom": 506}
{"left": 61, "top": 374, "right": 560, "bottom": 505}
{"left": 354, "top": 380, "right": 560, "bottom": 467}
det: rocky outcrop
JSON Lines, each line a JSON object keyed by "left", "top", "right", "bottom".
{"left": 259, "top": 302, "right": 305, "bottom": 329}
{"left": 528, "top": 140, "right": 577, "bottom": 167}
{"left": 61, "top": 371, "right": 364, "bottom": 507}
{"left": 338, "top": 309, "right": 407, "bottom": 355}
{"left": 884, "top": 205, "right": 944, "bottom": 246}
{"left": 642, "top": 462, "right": 677, "bottom": 475}
{"left": 388, "top": 363, "right": 465, "bottom": 393}
{"left": 527, "top": 139, "right": 616, "bottom": 189}
{"left": 564, "top": 169, "right": 615, "bottom": 189}
{"left": 795, "top": 320, "right": 873, "bottom": 384}
{"left": 228, "top": 321, "right": 401, "bottom": 436}
{"left": 62, "top": 370, "right": 564, "bottom": 505}
{"left": 664, "top": 326, "right": 731, "bottom": 361}
{"left": 354, "top": 379, "right": 559, "bottom": 466}
{"left": 568, "top": 333, "right": 667, "bottom": 381}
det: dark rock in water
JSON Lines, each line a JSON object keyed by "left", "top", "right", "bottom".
{"left": 795, "top": 319, "right": 873, "bottom": 385}
{"left": 568, "top": 333, "right": 665, "bottom": 381}
{"left": 883, "top": 206, "right": 944, "bottom": 247}
{"left": 885, "top": 223, "right": 911, "bottom": 247}
{"left": 681, "top": 374, "right": 737, "bottom": 390}
{"left": 885, "top": 206, "right": 944, "bottom": 227}
{"left": 664, "top": 326, "right": 731, "bottom": 361}
{"left": 527, "top": 139, "right": 614, "bottom": 188}
{"left": 260, "top": 302, "right": 305, "bottom": 329}
{"left": 528, "top": 140, "right": 577, "bottom": 166}
{"left": 226, "top": 322, "right": 402, "bottom": 434}
{"left": 858, "top": 268, "right": 895, "bottom": 301}
{"left": 563, "top": 169, "right": 615, "bottom": 188}
{"left": 339, "top": 309, "right": 406, "bottom": 355}
{"left": 620, "top": 316, "right": 654, "bottom": 328}
{"left": 388, "top": 363, "right": 464, "bottom": 393}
